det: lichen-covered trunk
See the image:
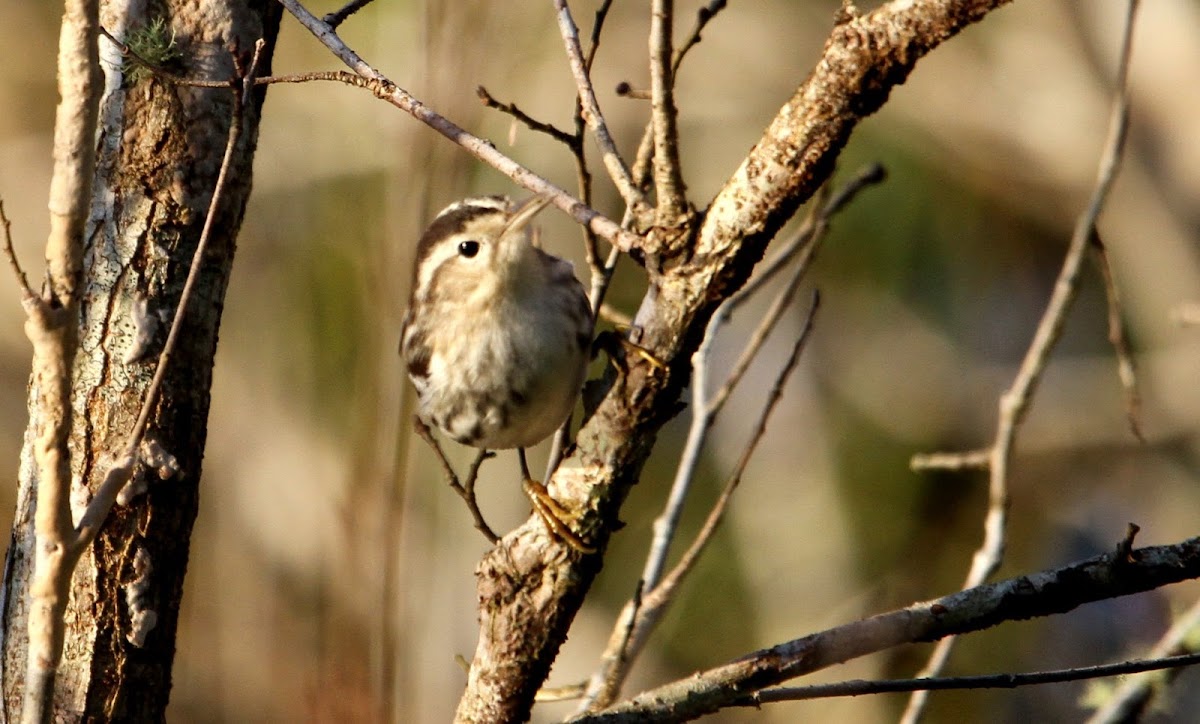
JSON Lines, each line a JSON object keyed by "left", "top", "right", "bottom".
{"left": 1, "top": 2, "right": 280, "bottom": 719}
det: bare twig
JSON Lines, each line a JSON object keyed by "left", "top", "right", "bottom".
{"left": 572, "top": 535, "right": 1200, "bottom": 723}
{"left": 674, "top": 0, "right": 727, "bottom": 65}
{"left": 0, "top": 201, "right": 35, "bottom": 301}
{"left": 322, "top": 0, "right": 376, "bottom": 29}
{"left": 614, "top": 82, "right": 650, "bottom": 100}
{"left": 910, "top": 448, "right": 991, "bottom": 472}
{"left": 544, "top": 2, "right": 622, "bottom": 482}
{"left": 631, "top": 0, "right": 730, "bottom": 189}
{"left": 572, "top": 0, "right": 612, "bottom": 278}
{"left": 1086, "top": 596, "right": 1200, "bottom": 723}
{"left": 580, "top": 293, "right": 820, "bottom": 714}
{"left": 649, "top": 0, "right": 687, "bottom": 219}
{"left": 477, "top": 85, "right": 577, "bottom": 147}
{"left": 901, "top": 2, "right": 1140, "bottom": 720}
{"left": 413, "top": 418, "right": 500, "bottom": 544}
{"left": 739, "top": 651, "right": 1200, "bottom": 705}
{"left": 1089, "top": 230, "right": 1143, "bottom": 441}
{"left": 552, "top": 0, "right": 645, "bottom": 214}
{"left": 580, "top": 167, "right": 882, "bottom": 711}
{"left": 276, "top": 0, "right": 640, "bottom": 253}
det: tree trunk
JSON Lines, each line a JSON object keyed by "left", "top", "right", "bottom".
{"left": 1, "top": 2, "right": 280, "bottom": 719}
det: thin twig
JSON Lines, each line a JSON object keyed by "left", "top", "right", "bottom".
{"left": 910, "top": 448, "right": 991, "bottom": 472}
{"left": 901, "top": 2, "right": 1140, "bottom": 720}
{"left": 414, "top": 419, "right": 500, "bottom": 544}
{"left": 1086, "top": 596, "right": 1200, "bottom": 723}
{"left": 673, "top": 0, "right": 726, "bottom": 66}
{"left": 543, "top": 2, "right": 618, "bottom": 482}
{"left": 578, "top": 294, "right": 820, "bottom": 716}
{"left": 573, "top": 0, "right": 611, "bottom": 278}
{"left": 1089, "top": 229, "right": 1143, "bottom": 441}
{"left": 413, "top": 418, "right": 500, "bottom": 544}
{"left": 631, "top": 0, "right": 731, "bottom": 189}
{"left": 738, "top": 651, "right": 1200, "bottom": 705}
{"left": 552, "top": 0, "right": 645, "bottom": 213}
{"left": 0, "top": 200, "right": 35, "bottom": 301}
{"left": 322, "top": 0, "right": 377, "bottom": 29}
{"left": 649, "top": 0, "right": 687, "bottom": 219}
{"left": 477, "top": 85, "right": 577, "bottom": 147}
{"left": 577, "top": 169, "right": 882, "bottom": 712}
{"left": 277, "top": 0, "right": 640, "bottom": 253}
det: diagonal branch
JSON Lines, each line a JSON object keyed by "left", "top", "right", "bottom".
{"left": 741, "top": 651, "right": 1200, "bottom": 705}
{"left": 552, "top": 0, "right": 646, "bottom": 214}
{"left": 451, "top": 2, "right": 1013, "bottom": 722}
{"left": 276, "top": 0, "right": 641, "bottom": 253}
{"left": 573, "top": 535, "right": 1200, "bottom": 723}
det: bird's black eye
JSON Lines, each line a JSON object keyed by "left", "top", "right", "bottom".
{"left": 458, "top": 240, "right": 480, "bottom": 258}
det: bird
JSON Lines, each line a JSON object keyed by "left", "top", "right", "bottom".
{"left": 399, "top": 195, "right": 594, "bottom": 551}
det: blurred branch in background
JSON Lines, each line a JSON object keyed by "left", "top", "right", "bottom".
{"left": 580, "top": 164, "right": 885, "bottom": 712}
{"left": 902, "top": 2, "right": 1141, "bottom": 720}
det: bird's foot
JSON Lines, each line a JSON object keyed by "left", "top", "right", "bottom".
{"left": 522, "top": 477, "right": 595, "bottom": 553}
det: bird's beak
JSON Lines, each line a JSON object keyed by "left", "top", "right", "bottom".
{"left": 503, "top": 194, "right": 555, "bottom": 238}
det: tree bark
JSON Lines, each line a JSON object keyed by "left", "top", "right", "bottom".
{"left": 1, "top": 2, "right": 280, "bottom": 720}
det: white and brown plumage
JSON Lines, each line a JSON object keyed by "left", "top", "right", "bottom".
{"left": 400, "top": 195, "right": 593, "bottom": 549}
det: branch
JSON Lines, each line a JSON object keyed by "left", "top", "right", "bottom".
{"left": 275, "top": 0, "right": 640, "bottom": 253}
{"left": 902, "top": 3, "right": 1139, "bottom": 718}
{"left": 572, "top": 535, "right": 1200, "bottom": 723}
{"left": 552, "top": 0, "right": 645, "bottom": 214}
{"left": 322, "top": 0, "right": 376, "bottom": 29}
{"left": 413, "top": 418, "right": 499, "bottom": 544}
{"left": 739, "top": 651, "right": 1200, "bottom": 705}
{"left": 1089, "top": 230, "right": 1143, "bottom": 441}
{"left": 649, "top": 0, "right": 687, "bottom": 219}
{"left": 21, "top": 0, "right": 101, "bottom": 718}
{"left": 476, "top": 85, "right": 577, "bottom": 147}
{"left": 1085, "top": 594, "right": 1200, "bottom": 723}
{"left": 453, "top": 2, "right": 1012, "bottom": 721}
{"left": 630, "top": 0, "right": 730, "bottom": 191}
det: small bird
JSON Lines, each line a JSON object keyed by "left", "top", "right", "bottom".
{"left": 400, "top": 195, "right": 594, "bottom": 551}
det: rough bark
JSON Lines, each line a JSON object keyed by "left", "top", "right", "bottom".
{"left": 1, "top": 2, "right": 280, "bottom": 720}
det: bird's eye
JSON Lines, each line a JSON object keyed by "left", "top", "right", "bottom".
{"left": 458, "top": 240, "right": 480, "bottom": 258}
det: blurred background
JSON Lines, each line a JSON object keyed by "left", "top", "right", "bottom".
{"left": 2, "top": 1, "right": 1199, "bottom": 722}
